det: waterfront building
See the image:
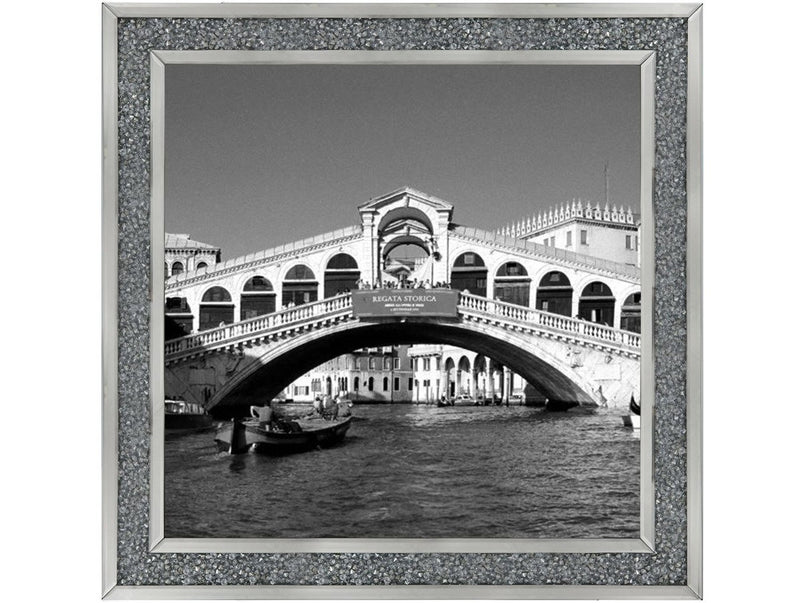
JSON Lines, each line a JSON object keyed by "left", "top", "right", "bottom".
{"left": 496, "top": 200, "right": 640, "bottom": 267}
{"left": 284, "top": 344, "right": 539, "bottom": 405}
{"left": 407, "top": 345, "right": 538, "bottom": 404}
{"left": 165, "top": 233, "right": 221, "bottom": 278}
{"left": 280, "top": 346, "right": 415, "bottom": 404}
{"left": 491, "top": 200, "right": 641, "bottom": 327}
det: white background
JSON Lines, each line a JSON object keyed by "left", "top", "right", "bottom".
{"left": 2, "top": 0, "right": 801, "bottom": 601}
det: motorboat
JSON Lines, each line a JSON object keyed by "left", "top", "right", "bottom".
{"left": 164, "top": 400, "right": 214, "bottom": 433}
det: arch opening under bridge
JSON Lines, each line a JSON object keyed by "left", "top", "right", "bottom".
{"left": 197, "top": 320, "right": 601, "bottom": 417}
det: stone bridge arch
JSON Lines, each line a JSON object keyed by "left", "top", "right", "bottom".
{"left": 175, "top": 317, "right": 634, "bottom": 417}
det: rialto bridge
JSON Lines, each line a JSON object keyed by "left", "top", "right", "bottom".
{"left": 164, "top": 187, "right": 642, "bottom": 415}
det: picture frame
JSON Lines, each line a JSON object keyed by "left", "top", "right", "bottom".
{"left": 102, "top": 2, "right": 702, "bottom": 598}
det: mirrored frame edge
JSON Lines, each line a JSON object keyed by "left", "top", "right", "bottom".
{"left": 101, "top": 2, "right": 704, "bottom": 599}
{"left": 686, "top": 5, "right": 704, "bottom": 599}
{"left": 101, "top": 2, "right": 120, "bottom": 598}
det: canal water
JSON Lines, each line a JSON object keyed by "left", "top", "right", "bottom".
{"left": 165, "top": 404, "right": 639, "bottom": 538}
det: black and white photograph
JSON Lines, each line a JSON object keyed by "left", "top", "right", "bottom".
{"left": 162, "top": 61, "right": 645, "bottom": 540}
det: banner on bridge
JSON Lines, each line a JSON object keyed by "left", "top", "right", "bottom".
{"left": 352, "top": 289, "right": 459, "bottom": 318}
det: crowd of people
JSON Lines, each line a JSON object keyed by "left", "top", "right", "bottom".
{"left": 354, "top": 278, "right": 452, "bottom": 290}
{"left": 311, "top": 391, "right": 352, "bottom": 420}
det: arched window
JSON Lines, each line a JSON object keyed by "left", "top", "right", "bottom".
{"left": 493, "top": 262, "right": 530, "bottom": 306}
{"left": 536, "top": 271, "right": 573, "bottom": 316}
{"left": 202, "top": 287, "right": 231, "bottom": 302}
{"left": 240, "top": 276, "right": 276, "bottom": 320}
{"left": 451, "top": 252, "right": 487, "bottom": 296}
{"left": 354, "top": 376, "right": 360, "bottom": 392}
{"left": 199, "top": 286, "right": 233, "bottom": 331}
{"left": 368, "top": 377, "right": 374, "bottom": 392}
{"left": 164, "top": 297, "right": 192, "bottom": 339}
{"left": 620, "top": 292, "right": 642, "bottom": 333}
{"left": 326, "top": 253, "right": 358, "bottom": 270}
{"left": 243, "top": 276, "right": 273, "bottom": 291}
{"left": 282, "top": 264, "right": 318, "bottom": 306}
{"left": 579, "top": 281, "right": 615, "bottom": 326}
{"left": 286, "top": 265, "right": 315, "bottom": 280}
{"left": 383, "top": 377, "right": 389, "bottom": 391}
{"left": 196, "top": 262, "right": 208, "bottom": 271}
{"left": 324, "top": 253, "right": 360, "bottom": 297}
{"left": 171, "top": 261, "right": 184, "bottom": 276}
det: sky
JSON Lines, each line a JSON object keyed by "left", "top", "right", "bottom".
{"left": 165, "top": 64, "right": 640, "bottom": 261}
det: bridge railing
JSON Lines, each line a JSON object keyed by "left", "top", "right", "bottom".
{"left": 452, "top": 226, "right": 641, "bottom": 281}
{"left": 165, "top": 294, "right": 353, "bottom": 357}
{"left": 457, "top": 292, "right": 641, "bottom": 350}
{"left": 165, "top": 290, "right": 640, "bottom": 359}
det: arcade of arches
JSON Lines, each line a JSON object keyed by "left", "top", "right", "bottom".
{"left": 165, "top": 251, "right": 641, "bottom": 339}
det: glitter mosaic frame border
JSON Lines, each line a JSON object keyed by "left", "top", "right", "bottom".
{"left": 102, "top": 3, "right": 702, "bottom": 599}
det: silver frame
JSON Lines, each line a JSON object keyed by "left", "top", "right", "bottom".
{"left": 102, "top": 3, "right": 702, "bottom": 599}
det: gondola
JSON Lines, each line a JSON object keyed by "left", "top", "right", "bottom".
{"left": 215, "top": 415, "right": 352, "bottom": 455}
{"left": 622, "top": 394, "right": 641, "bottom": 429}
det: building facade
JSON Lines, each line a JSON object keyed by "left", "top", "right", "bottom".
{"left": 496, "top": 200, "right": 640, "bottom": 267}
{"left": 280, "top": 346, "right": 416, "bottom": 404}
{"left": 283, "top": 344, "right": 539, "bottom": 405}
{"left": 165, "top": 233, "right": 221, "bottom": 278}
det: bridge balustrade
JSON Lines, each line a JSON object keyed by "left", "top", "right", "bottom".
{"left": 456, "top": 292, "right": 640, "bottom": 351}
{"left": 165, "top": 290, "right": 640, "bottom": 361}
{"left": 164, "top": 293, "right": 353, "bottom": 357}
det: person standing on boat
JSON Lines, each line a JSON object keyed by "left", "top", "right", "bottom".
{"left": 335, "top": 391, "right": 352, "bottom": 418}
{"left": 322, "top": 393, "right": 335, "bottom": 419}
{"left": 250, "top": 404, "right": 275, "bottom": 431}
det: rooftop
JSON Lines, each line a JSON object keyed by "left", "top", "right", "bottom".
{"left": 165, "top": 233, "right": 220, "bottom": 251}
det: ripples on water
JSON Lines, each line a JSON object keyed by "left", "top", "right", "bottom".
{"left": 165, "top": 405, "right": 639, "bottom": 538}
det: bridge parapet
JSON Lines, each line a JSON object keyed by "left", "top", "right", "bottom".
{"left": 165, "top": 291, "right": 640, "bottom": 364}
{"left": 458, "top": 293, "right": 640, "bottom": 354}
{"left": 165, "top": 294, "right": 353, "bottom": 362}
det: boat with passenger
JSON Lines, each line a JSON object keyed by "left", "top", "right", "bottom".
{"left": 215, "top": 415, "right": 352, "bottom": 455}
